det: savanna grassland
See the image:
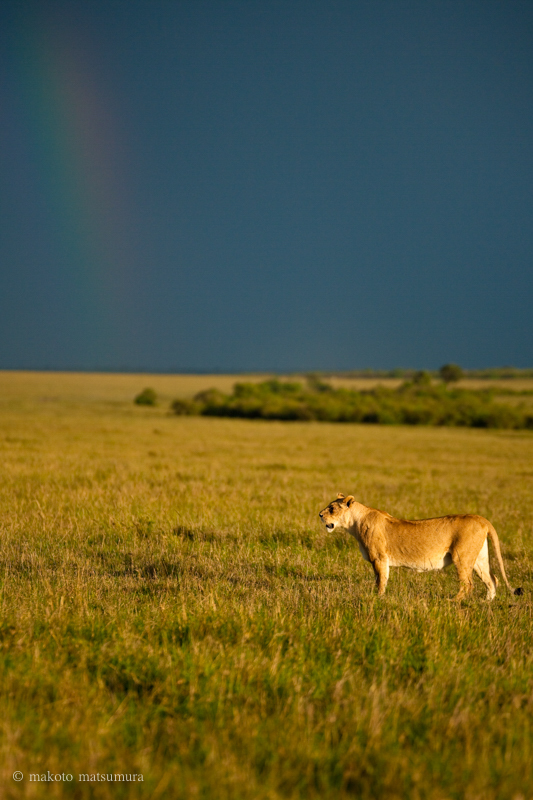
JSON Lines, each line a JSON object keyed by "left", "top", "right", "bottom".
{"left": 1, "top": 372, "right": 533, "bottom": 799}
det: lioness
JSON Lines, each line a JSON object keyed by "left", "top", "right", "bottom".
{"left": 319, "top": 493, "right": 522, "bottom": 600}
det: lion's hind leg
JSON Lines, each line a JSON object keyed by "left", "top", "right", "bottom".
{"left": 473, "top": 539, "right": 498, "bottom": 600}
{"left": 450, "top": 550, "right": 475, "bottom": 601}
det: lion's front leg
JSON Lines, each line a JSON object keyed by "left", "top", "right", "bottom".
{"left": 371, "top": 557, "right": 390, "bottom": 596}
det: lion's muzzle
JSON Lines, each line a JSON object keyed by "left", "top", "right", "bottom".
{"left": 319, "top": 511, "right": 335, "bottom": 531}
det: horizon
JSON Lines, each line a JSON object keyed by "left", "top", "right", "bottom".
{"left": 1, "top": 364, "right": 532, "bottom": 377}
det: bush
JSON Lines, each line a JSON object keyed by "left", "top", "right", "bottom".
{"left": 412, "top": 370, "right": 432, "bottom": 386}
{"left": 170, "top": 399, "right": 198, "bottom": 416}
{"left": 439, "top": 363, "right": 464, "bottom": 384}
{"left": 169, "top": 378, "right": 533, "bottom": 430}
{"left": 134, "top": 388, "right": 157, "bottom": 406}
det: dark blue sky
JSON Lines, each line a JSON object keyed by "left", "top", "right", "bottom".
{"left": 1, "top": 1, "right": 532, "bottom": 372}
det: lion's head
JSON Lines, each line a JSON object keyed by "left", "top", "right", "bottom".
{"left": 319, "top": 493, "right": 355, "bottom": 531}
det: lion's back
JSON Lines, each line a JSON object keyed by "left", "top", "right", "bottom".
{"left": 383, "top": 512, "right": 489, "bottom": 567}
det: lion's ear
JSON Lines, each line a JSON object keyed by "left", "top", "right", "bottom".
{"left": 345, "top": 496, "right": 355, "bottom": 507}
{"left": 336, "top": 492, "right": 345, "bottom": 499}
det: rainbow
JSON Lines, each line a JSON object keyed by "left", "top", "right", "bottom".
{"left": 8, "top": 14, "right": 136, "bottom": 364}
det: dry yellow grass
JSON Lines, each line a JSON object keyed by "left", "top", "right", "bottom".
{"left": 0, "top": 370, "right": 277, "bottom": 405}
{"left": 3, "top": 371, "right": 532, "bottom": 406}
{"left": 0, "top": 372, "right": 532, "bottom": 798}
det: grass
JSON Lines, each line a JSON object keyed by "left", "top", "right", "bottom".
{"left": 1, "top": 372, "right": 533, "bottom": 798}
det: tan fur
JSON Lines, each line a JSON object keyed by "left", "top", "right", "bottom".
{"left": 319, "top": 493, "right": 522, "bottom": 600}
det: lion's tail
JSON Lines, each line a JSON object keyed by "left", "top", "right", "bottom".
{"left": 487, "top": 523, "right": 523, "bottom": 596}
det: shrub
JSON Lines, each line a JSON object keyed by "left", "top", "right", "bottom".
{"left": 412, "top": 370, "right": 432, "bottom": 386}
{"left": 170, "top": 379, "right": 533, "bottom": 430}
{"left": 134, "top": 388, "right": 157, "bottom": 406}
{"left": 439, "top": 363, "right": 464, "bottom": 384}
{"left": 306, "top": 373, "right": 331, "bottom": 393}
{"left": 170, "top": 399, "right": 198, "bottom": 416}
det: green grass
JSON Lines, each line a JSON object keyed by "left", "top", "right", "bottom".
{"left": 0, "top": 373, "right": 533, "bottom": 798}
